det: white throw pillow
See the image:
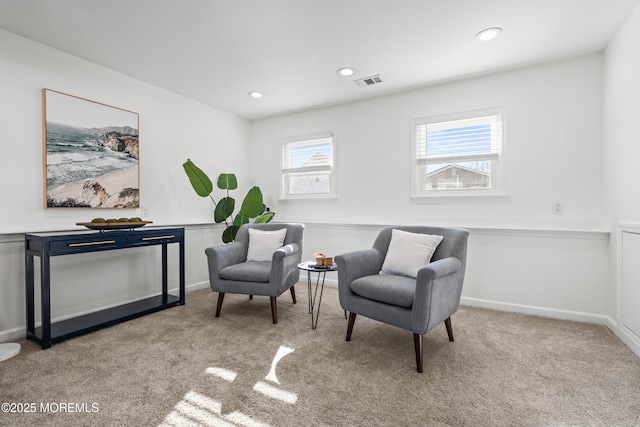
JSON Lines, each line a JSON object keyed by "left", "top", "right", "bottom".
{"left": 246, "top": 228, "right": 288, "bottom": 262}
{"left": 380, "top": 229, "right": 444, "bottom": 278}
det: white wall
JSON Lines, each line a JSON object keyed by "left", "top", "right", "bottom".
{"left": 251, "top": 55, "right": 605, "bottom": 230}
{"left": 0, "top": 29, "right": 249, "bottom": 341}
{"left": 249, "top": 56, "right": 610, "bottom": 324}
{"left": 301, "top": 223, "right": 608, "bottom": 324}
{"left": 0, "top": 29, "right": 252, "bottom": 232}
{"left": 603, "top": 2, "right": 640, "bottom": 355}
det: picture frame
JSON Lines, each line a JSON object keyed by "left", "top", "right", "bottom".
{"left": 42, "top": 89, "right": 140, "bottom": 208}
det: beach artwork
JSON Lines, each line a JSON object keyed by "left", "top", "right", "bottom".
{"left": 43, "top": 89, "right": 140, "bottom": 208}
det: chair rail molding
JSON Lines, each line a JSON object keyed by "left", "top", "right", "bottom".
{"left": 292, "top": 221, "right": 609, "bottom": 239}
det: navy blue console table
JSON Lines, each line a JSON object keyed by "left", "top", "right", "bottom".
{"left": 24, "top": 227, "right": 185, "bottom": 349}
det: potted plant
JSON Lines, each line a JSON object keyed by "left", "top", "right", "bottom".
{"left": 183, "top": 159, "right": 274, "bottom": 242}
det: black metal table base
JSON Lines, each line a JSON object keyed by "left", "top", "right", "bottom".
{"left": 307, "top": 270, "right": 328, "bottom": 330}
{"left": 298, "top": 262, "right": 337, "bottom": 330}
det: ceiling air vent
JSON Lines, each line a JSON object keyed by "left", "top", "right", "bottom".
{"left": 354, "top": 74, "right": 382, "bottom": 87}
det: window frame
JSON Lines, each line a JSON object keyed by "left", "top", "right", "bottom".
{"left": 410, "top": 106, "right": 507, "bottom": 198}
{"left": 280, "top": 131, "right": 336, "bottom": 200}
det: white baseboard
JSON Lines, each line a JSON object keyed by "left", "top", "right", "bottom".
{"left": 312, "top": 282, "right": 608, "bottom": 325}
{"left": 318, "top": 278, "right": 338, "bottom": 288}
{"left": 0, "top": 326, "right": 26, "bottom": 343}
{"left": 605, "top": 317, "right": 640, "bottom": 359}
{"left": 183, "top": 281, "right": 211, "bottom": 293}
{"left": 460, "top": 296, "right": 608, "bottom": 325}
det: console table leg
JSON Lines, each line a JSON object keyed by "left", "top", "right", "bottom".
{"left": 179, "top": 239, "right": 185, "bottom": 305}
{"left": 162, "top": 243, "right": 168, "bottom": 303}
{"left": 25, "top": 253, "right": 35, "bottom": 337}
{"left": 41, "top": 251, "right": 51, "bottom": 349}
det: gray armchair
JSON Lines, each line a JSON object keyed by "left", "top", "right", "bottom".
{"left": 205, "top": 223, "right": 304, "bottom": 324}
{"left": 336, "top": 226, "right": 469, "bottom": 372}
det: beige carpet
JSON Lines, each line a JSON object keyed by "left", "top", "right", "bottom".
{"left": 2, "top": 285, "right": 640, "bottom": 427}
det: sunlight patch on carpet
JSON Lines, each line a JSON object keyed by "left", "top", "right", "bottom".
{"left": 159, "top": 345, "right": 298, "bottom": 426}
{"left": 265, "top": 345, "right": 295, "bottom": 385}
{"left": 253, "top": 381, "right": 297, "bottom": 404}
{"left": 160, "top": 390, "right": 268, "bottom": 427}
{"left": 205, "top": 367, "right": 238, "bottom": 382}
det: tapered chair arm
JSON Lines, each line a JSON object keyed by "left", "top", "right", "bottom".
{"left": 271, "top": 243, "right": 302, "bottom": 294}
{"left": 411, "top": 256, "right": 464, "bottom": 334}
{"left": 336, "top": 248, "right": 384, "bottom": 311}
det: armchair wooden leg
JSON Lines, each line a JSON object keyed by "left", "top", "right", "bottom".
{"left": 414, "top": 333, "right": 423, "bottom": 373}
{"left": 290, "top": 286, "right": 297, "bottom": 304}
{"left": 346, "top": 312, "right": 357, "bottom": 341}
{"left": 215, "top": 293, "right": 225, "bottom": 317}
{"left": 270, "top": 297, "right": 278, "bottom": 324}
{"left": 444, "top": 317, "right": 454, "bottom": 341}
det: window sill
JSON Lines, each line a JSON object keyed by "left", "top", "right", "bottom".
{"left": 410, "top": 191, "right": 510, "bottom": 201}
{"left": 279, "top": 194, "right": 337, "bottom": 202}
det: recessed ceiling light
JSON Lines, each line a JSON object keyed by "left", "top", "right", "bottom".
{"left": 475, "top": 27, "right": 503, "bottom": 42}
{"left": 337, "top": 67, "right": 355, "bottom": 76}
{"left": 248, "top": 91, "right": 263, "bottom": 98}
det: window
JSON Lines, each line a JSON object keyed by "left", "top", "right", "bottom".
{"left": 412, "top": 107, "right": 504, "bottom": 196}
{"left": 281, "top": 132, "right": 335, "bottom": 199}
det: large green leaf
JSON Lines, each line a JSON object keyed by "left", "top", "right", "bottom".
{"left": 214, "top": 197, "right": 235, "bottom": 223}
{"left": 182, "top": 159, "right": 213, "bottom": 197}
{"left": 233, "top": 212, "right": 249, "bottom": 227}
{"left": 217, "top": 174, "right": 238, "bottom": 190}
{"left": 222, "top": 225, "right": 240, "bottom": 243}
{"left": 254, "top": 212, "right": 275, "bottom": 224}
{"left": 240, "top": 186, "right": 264, "bottom": 218}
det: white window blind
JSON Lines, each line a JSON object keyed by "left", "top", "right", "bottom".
{"left": 281, "top": 133, "right": 335, "bottom": 199}
{"left": 416, "top": 113, "right": 501, "bottom": 163}
{"left": 412, "top": 107, "right": 505, "bottom": 195}
{"left": 282, "top": 137, "right": 333, "bottom": 171}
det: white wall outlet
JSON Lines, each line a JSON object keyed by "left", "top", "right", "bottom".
{"left": 552, "top": 201, "right": 564, "bottom": 215}
{"left": 141, "top": 206, "right": 150, "bottom": 217}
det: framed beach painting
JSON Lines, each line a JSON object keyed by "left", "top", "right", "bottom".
{"left": 43, "top": 89, "right": 140, "bottom": 208}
